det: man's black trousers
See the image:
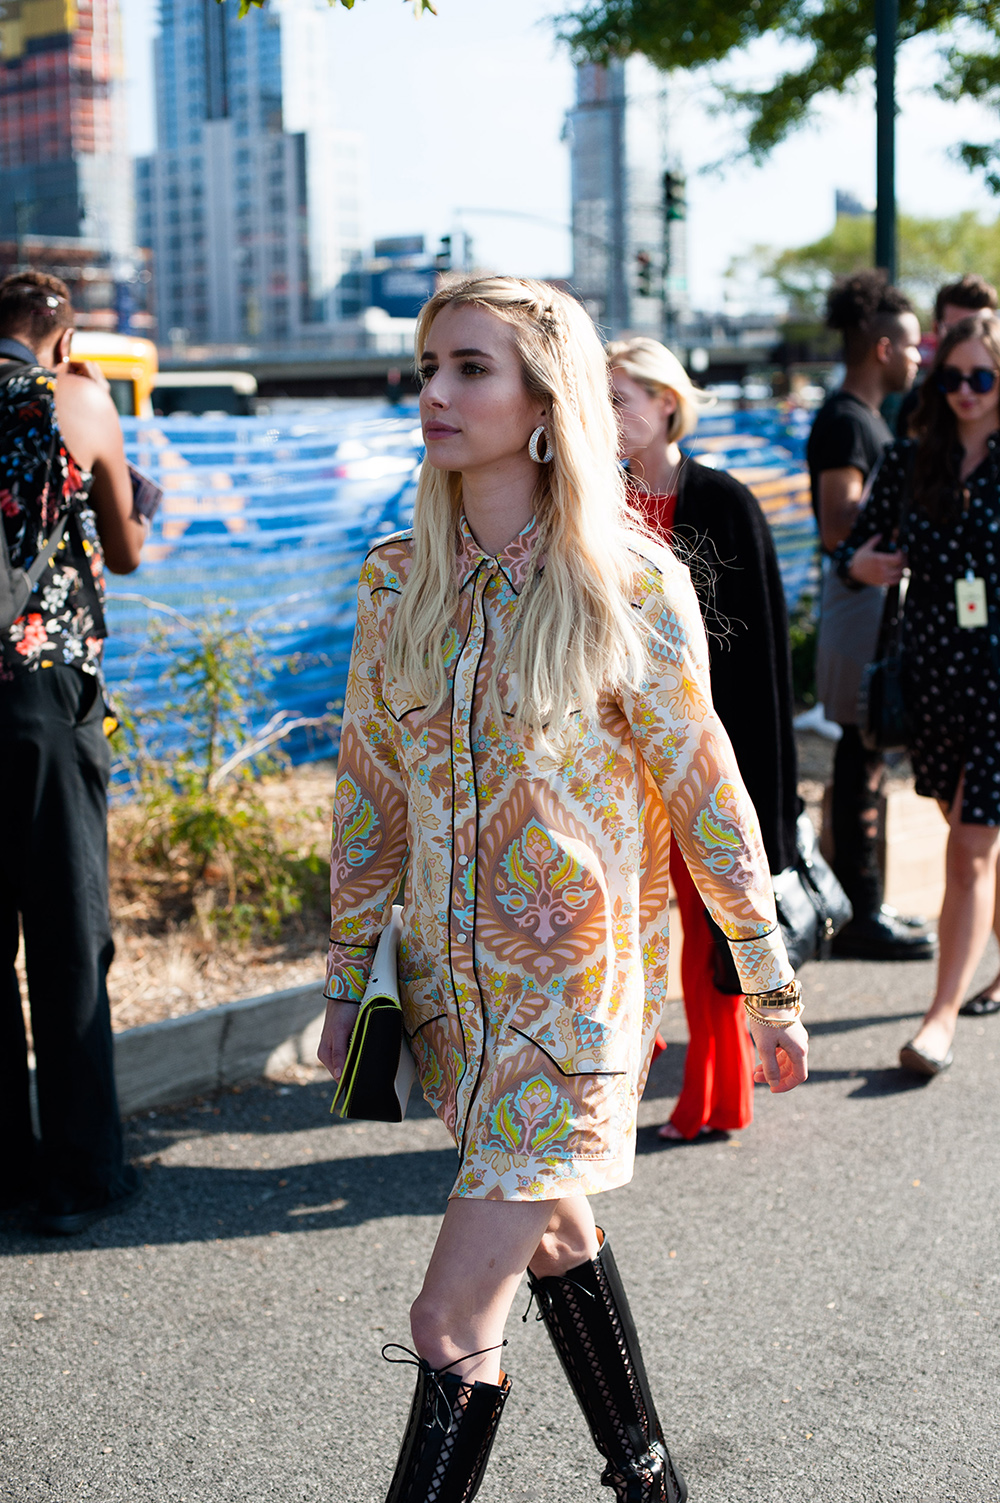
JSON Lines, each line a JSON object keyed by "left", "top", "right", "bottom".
{"left": 0, "top": 665, "right": 129, "bottom": 1207}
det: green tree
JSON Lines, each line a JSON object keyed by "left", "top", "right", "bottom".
{"left": 558, "top": 2, "right": 1000, "bottom": 190}
{"left": 742, "top": 209, "right": 1000, "bottom": 316}
{"left": 219, "top": 0, "right": 435, "bottom": 17}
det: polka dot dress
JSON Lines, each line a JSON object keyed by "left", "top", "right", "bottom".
{"left": 840, "top": 437, "right": 1000, "bottom": 826}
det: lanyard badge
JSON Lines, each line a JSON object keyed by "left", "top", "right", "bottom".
{"left": 955, "top": 571, "right": 988, "bottom": 629}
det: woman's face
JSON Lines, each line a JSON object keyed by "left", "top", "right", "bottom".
{"left": 610, "top": 368, "right": 677, "bottom": 458}
{"left": 941, "top": 336, "right": 1000, "bottom": 426}
{"left": 418, "top": 304, "right": 546, "bottom": 474}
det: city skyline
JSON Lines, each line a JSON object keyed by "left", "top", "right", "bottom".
{"left": 121, "top": 0, "right": 1000, "bottom": 315}
{"left": 137, "top": 0, "right": 366, "bottom": 349}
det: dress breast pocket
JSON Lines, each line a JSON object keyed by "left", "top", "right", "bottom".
{"left": 381, "top": 681, "right": 431, "bottom": 772}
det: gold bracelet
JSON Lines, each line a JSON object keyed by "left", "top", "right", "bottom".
{"left": 751, "top": 979, "right": 802, "bottom": 1009}
{"left": 744, "top": 999, "right": 804, "bottom": 1028}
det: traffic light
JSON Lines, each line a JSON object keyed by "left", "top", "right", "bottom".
{"left": 435, "top": 234, "right": 452, "bottom": 271}
{"left": 635, "top": 250, "right": 654, "bottom": 298}
{"left": 664, "top": 171, "right": 686, "bottom": 222}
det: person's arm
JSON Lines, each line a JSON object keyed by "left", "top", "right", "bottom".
{"left": 835, "top": 446, "right": 907, "bottom": 588}
{"left": 55, "top": 370, "right": 144, "bottom": 573}
{"left": 317, "top": 560, "right": 409, "bottom": 1082}
{"left": 620, "top": 558, "right": 807, "bottom": 1092}
{"left": 817, "top": 465, "right": 866, "bottom": 552}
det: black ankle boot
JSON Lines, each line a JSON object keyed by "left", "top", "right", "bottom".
{"left": 527, "top": 1236, "right": 687, "bottom": 1503}
{"left": 384, "top": 1351, "right": 511, "bottom": 1503}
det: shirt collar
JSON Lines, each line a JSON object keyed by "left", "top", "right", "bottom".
{"left": 456, "top": 512, "right": 541, "bottom": 596}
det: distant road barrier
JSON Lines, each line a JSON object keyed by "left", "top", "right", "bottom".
{"left": 110, "top": 404, "right": 816, "bottom": 764}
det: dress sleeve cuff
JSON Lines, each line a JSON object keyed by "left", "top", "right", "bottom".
{"left": 323, "top": 940, "right": 376, "bottom": 1002}
{"left": 728, "top": 927, "right": 795, "bottom": 994}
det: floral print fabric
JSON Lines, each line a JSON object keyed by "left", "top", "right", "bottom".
{"left": 0, "top": 365, "right": 103, "bottom": 681}
{"left": 326, "top": 516, "right": 792, "bottom": 1201}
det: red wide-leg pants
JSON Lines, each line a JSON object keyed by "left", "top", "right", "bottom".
{"left": 668, "top": 843, "right": 755, "bottom": 1138}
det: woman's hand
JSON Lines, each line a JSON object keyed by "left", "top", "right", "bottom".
{"left": 847, "top": 533, "right": 907, "bottom": 588}
{"left": 748, "top": 1019, "right": 809, "bottom": 1094}
{"left": 317, "top": 998, "right": 361, "bottom": 1081}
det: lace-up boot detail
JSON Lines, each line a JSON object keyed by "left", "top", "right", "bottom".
{"left": 526, "top": 1236, "right": 686, "bottom": 1503}
{"left": 384, "top": 1358, "right": 510, "bottom": 1503}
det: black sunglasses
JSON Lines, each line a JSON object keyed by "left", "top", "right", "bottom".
{"left": 937, "top": 365, "right": 999, "bottom": 395}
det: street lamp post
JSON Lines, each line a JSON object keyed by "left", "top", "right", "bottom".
{"left": 875, "top": 0, "right": 898, "bottom": 281}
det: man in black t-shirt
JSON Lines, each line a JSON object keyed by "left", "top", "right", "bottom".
{"left": 807, "top": 272, "right": 935, "bottom": 961}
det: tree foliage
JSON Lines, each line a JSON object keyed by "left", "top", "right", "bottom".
{"left": 558, "top": 2, "right": 1000, "bottom": 188}
{"left": 218, "top": 0, "right": 435, "bottom": 17}
{"left": 739, "top": 209, "right": 1000, "bottom": 315}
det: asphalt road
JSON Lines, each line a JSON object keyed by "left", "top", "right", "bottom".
{"left": 2, "top": 948, "right": 999, "bottom": 1503}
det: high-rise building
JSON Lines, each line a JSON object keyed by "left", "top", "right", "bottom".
{"left": 136, "top": 0, "right": 366, "bottom": 350}
{"left": 565, "top": 59, "right": 687, "bottom": 338}
{"left": 0, "top": 0, "right": 131, "bottom": 252}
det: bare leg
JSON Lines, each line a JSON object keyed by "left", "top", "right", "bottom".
{"left": 410, "top": 1193, "right": 599, "bottom": 1384}
{"left": 972, "top": 848, "right": 1000, "bottom": 1003}
{"left": 911, "top": 780, "right": 1000, "bottom": 1059}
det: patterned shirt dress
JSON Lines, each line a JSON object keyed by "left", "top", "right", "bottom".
{"left": 325, "top": 516, "right": 793, "bottom": 1202}
{"left": 838, "top": 438, "right": 1000, "bottom": 826}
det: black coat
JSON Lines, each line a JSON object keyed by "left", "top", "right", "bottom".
{"left": 672, "top": 458, "right": 799, "bottom": 875}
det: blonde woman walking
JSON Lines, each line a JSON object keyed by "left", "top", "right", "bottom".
{"left": 318, "top": 277, "right": 808, "bottom": 1503}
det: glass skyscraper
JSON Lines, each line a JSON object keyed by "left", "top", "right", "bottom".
{"left": 0, "top": 0, "right": 131, "bottom": 252}
{"left": 137, "top": 0, "right": 366, "bottom": 349}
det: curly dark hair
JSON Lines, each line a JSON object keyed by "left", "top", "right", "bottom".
{"left": 826, "top": 271, "right": 913, "bottom": 362}
{"left": 0, "top": 270, "right": 74, "bottom": 344}
{"left": 911, "top": 312, "right": 1000, "bottom": 524}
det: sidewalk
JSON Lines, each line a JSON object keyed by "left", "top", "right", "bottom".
{"left": 2, "top": 946, "right": 998, "bottom": 1503}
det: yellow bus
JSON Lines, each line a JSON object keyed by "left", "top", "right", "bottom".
{"left": 69, "top": 331, "right": 159, "bottom": 418}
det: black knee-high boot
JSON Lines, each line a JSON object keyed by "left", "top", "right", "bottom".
{"left": 384, "top": 1348, "right": 511, "bottom": 1503}
{"left": 526, "top": 1234, "right": 687, "bottom": 1503}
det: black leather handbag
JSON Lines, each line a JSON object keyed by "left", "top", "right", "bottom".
{"left": 329, "top": 907, "right": 415, "bottom": 1123}
{"left": 858, "top": 579, "right": 909, "bottom": 751}
{"left": 707, "top": 812, "right": 853, "bottom": 991}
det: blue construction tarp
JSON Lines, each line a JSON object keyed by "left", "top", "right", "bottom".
{"left": 109, "top": 403, "right": 817, "bottom": 765}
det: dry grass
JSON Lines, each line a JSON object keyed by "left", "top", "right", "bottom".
{"left": 104, "top": 762, "right": 338, "bottom": 1031}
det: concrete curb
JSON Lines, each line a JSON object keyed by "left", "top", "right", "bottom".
{"left": 113, "top": 983, "right": 328, "bottom": 1117}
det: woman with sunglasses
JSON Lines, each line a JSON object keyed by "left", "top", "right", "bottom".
{"left": 839, "top": 312, "right": 1000, "bottom": 1074}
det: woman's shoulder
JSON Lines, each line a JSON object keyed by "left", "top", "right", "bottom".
{"left": 361, "top": 529, "right": 414, "bottom": 596}
{"left": 625, "top": 536, "right": 697, "bottom": 609}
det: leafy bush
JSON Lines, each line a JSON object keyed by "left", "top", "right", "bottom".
{"left": 111, "top": 599, "right": 336, "bottom": 944}
{"left": 789, "top": 591, "right": 818, "bottom": 707}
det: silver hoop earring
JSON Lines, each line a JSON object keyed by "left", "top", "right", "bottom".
{"left": 528, "top": 426, "right": 551, "bottom": 464}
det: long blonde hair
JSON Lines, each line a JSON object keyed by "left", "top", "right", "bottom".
{"left": 386, "top": 276, "right": 666, "bottom": 739}
{"left": 606, "top": 335, "right": 715, "bottom": 442}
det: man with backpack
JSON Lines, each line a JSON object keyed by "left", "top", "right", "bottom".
{"left": 0, "top": 271, "right": 146, "bottom": 1234}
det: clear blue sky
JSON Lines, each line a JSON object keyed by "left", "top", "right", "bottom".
{"left": 120, "top": 0, "right": 1000, "bottom": 311}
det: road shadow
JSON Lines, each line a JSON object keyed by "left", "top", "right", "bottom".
{"left": 802, "top": 1065, "right": 934, "bottom": 1097}
{"left": 805, "top": 1011, "right": 926, "bottom": 1036}
{"left": 0, "top": 1143, "right": 460, "bottom": 1256}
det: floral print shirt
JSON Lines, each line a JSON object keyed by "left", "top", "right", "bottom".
{"left": 0, "top": 365, "right": 104, "bottom": 681}
{"left": 326, "top": 516, "right": 793, "bottom": 1201}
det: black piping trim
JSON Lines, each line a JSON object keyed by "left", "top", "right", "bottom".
{"left": 509, "top": 1026, "right": 627, "bottom": 1078}
{"left": 457, "top": 561, "right": 493, "bottom": 1162}
{"left": 378, "top": 693, "right": 430, "bottom": 723}
{"left": 444, "top": 568, "right": 480, "bottom": 1099}
{"left": 328, "top": 938, "right": 379, "bottom": 952}
{"left": 403, "top": 1012, "right": 447, "bottom": 1043}
{"left": 362, "top": 531, "right": 413, "bottom": 566}
{"left": 728, "top": 925, "right": 779, "bottom": 945}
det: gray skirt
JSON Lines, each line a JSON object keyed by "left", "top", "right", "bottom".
{"left": 815, "top": 559, "right": 886, "bottom": 727}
